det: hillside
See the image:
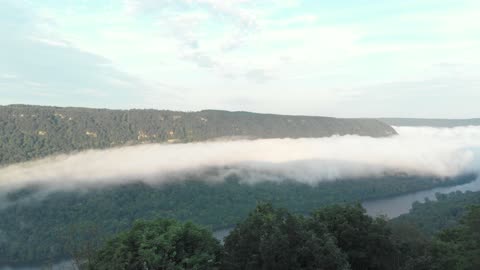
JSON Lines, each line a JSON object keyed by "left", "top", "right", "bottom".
{"left": 392, "top": 190, "right": 480, "bottom": 235}
{"left": 0, "top": 173, "right": 474, "bottom": 265}
{"left": 0, "top": 105, "right": 396, "bottom": 166}
{"left": 382, "top": 118, "right": 480, "bottom": 127}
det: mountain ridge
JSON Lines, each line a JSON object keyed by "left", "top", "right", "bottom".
{"left": 0, "top": 104, "right": 397, "bottom": 166}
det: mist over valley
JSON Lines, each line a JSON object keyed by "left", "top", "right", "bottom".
{"left": 1, "top": 109, "right": 480, "bottom": 267}
{"left": 3, "top": 0, "right": 480, "bottom": 267}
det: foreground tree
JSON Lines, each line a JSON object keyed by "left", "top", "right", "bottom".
{"left": 429, "top": 206, "right": 480, "bottom": 270}
{"left": 310, "top": 204, "right": 396, "bottom": 270}
{"left": 89, "top": 219, "right": 222, "bottom": 270}
{"left": 86, "top": 202, "right": 480, "bottom": 270}
{"left": 222, "top": 203, "right": 350, "bottom": 270}
{"left": 388, "top": 221, "right": 432, "bottom": 270}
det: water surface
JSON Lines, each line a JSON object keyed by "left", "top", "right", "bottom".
{"left": 362, "top": 177, "right": 480, "bottom": 218}
{"left": 4, "top": 177, "right": 480, "bottom": 270}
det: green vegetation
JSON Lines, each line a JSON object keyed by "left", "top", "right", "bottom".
{"left": 90, "top": 219, "right": 222, "bottom": 270}
{"left": 392, "top": 190, "right": 480, "bottom": 235}
{"left": 388, "top": 205, "right": 480, "bottom": 270}
{"left": 0, "top": 104, "right": 396, "bottom": 166}
{"left": 388, "top": 190, "right": 480, "bottom": 269}
{"left": 86, "top": 203, "right": 480, "bottom": 270}
{"left": 0, "top": 173, "right": 474, "bottom": 265}
{"left": 310, "top": 204, "right": 395, "bottom": 269}
{"left": 428, "top": 206, "right": 480, "bottom": 269}
{"left": 222, "top": 203, "right": 351, "bottom": 270}
{"left": 2, "top": 104, "right": 479, "bottom": 269}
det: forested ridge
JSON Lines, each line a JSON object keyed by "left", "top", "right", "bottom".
{"left": 2, "top": 104, "right": 480, "bottom": 269}
{"left": 0, "top": 173, "right": 475, "bottom": 265}
{"left": 0, "top": 104, "right": 396, "bottom": 166}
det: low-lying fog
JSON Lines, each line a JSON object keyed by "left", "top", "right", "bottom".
{"left": 1, "top": 126, "right": 480, "bottom": 192}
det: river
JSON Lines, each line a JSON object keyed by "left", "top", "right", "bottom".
{"left": 363, "top": 176, "right": 480, "bottom": 218}
{"left": 213, "top": 176, "right": 480, "bottom": 242}
{"left": 3, "top": 177, "right": 479, "bottom": 270}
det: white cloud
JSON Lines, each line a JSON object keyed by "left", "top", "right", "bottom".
{"left": 181, "top": 51, "right": 218, "bottom": 68}
{"left": 0, "top": 73, "right": 18, "bottom": 80}
{"left": 0, "top": 126, "right": 479, "bottom": 192}
{"left": 3, "top": 0, "right": 480, "bottom": 117}
{"left": 121, "top": 0, "right": 278, "bottom": 78}
{"left": 245, "top": 68, "right": 272, "bottom": 83}
{"left": 28, "top": 36, "right": 71, "bottom": 47}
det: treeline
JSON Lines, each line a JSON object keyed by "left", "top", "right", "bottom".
{"left": 392, "top": 190, "right": 480, "bottom": 235}
{"left": 0, "top": 173, "right": 474, "bottom": 265}
{"left": 83, "top": 203, "right": 480, "bottom": 270}
{"left": 0, "top": 104, "right": 396, "bottom": 166}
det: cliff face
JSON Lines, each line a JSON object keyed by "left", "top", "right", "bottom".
{"left": 0, "top": 105, "right": 397, "bottom": 165}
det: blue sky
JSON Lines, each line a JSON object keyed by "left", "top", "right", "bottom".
{"left": 1, "top": 0, "right": 479, "bottom": 117}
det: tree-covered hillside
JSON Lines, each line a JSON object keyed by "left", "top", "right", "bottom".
{"left": 82, "top": 203, "right": 480, "bottom": 270}
{"left": 0, "top": 173, "right": 474, "bottom": 265}
{"left": 392, "top": 190, "right": 480, "bottom": 235}
{"left": 0, "top": 104, "right": 396, "bottom": 166}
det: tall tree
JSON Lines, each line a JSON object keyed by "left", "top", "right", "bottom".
{"left": 222, "top": 203, "right": 350, "bottom": 270}
{"left": 89, "top": 219, "right": 222, "bottom": 270}
{"left": 430, "top": 206, "right": 480, "bottom": 270}
{"left": 310, "top": 204, "right": 395, "bottom": 270}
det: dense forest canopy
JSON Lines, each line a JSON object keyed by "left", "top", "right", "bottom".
{"left": 1, "top": 104, "right": 479, "bottom": 269}
{"left": 392, "top": 190, "right": 480, "bottom": 235}
{"left": 0, "top": 104, "right": 396, "bottom": 166}
{"left": 0, "top": 173, "right": 475, "bottom": 265}
{"left": 88, "top": 203, "right": 480, "bottom": 270}
{"left": 90, "top": 219, "right": 223, "bottom": 270}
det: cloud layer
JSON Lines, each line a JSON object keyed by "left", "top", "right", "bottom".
{"left": 2, "top": 1, "right": 479, "bottom": 117}
{"left": 0, "top": 127, "right": 479, "bottom": 192}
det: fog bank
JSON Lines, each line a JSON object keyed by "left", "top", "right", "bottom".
{"left": 1, "top": 126, "right": 480, "bottom": 192}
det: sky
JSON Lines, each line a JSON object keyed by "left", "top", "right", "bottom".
{"left": 1, "top": 0, "right": 479, "bottom": 118}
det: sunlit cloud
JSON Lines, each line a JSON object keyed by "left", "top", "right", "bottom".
{"left": 1, "top": 0, "right": 479, "bottom": 117}
{"left": 0, "top": 127, "right": 479, "bottom": 192}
